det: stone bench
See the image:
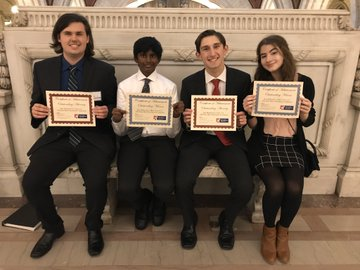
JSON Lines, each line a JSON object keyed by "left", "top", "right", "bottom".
{"left": 61, "top": 159, "right": 265, "bottom": 224}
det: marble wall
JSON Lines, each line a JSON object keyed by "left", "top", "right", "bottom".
{"left": 1, "top": 7, "right": 360, "bottom": 197}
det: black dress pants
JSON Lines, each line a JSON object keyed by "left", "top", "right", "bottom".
{"left": 117, "top": 136, "right": 177, "bottom": 210}
{"left": 176, "top": 135, "right": 253, "bottom": 226}
{"left": 22, "top": 136, "right": 112, "bottom": 233}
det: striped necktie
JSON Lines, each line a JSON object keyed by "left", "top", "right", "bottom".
{"left": 211, "top": 79, "right": 232, "bottom": 146}
{"left": 127, "top": 78, "right": 151, "bottom": 141}
{"left": 67, "top": 66, "right": 82, "bottom": 147}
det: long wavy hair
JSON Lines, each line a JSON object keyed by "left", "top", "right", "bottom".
{"left": 254, "top": 35, "right": 296, "bottom": 81}
{"left": 50, "top": 13, "right": 94, "bottom": 57}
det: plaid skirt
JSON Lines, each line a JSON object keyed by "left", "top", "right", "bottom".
{"left": 255, "top": 134, "right": 304, "bottom": 170}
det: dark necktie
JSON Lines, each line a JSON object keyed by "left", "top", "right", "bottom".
{"left": 127, "top": 78, "right": 151, "bottom": 141}
{"left": 211, "top": 79, "right": 232, "bottom": 146}
{"left": 67, "top": 66, "right": 82, "bottom": 147}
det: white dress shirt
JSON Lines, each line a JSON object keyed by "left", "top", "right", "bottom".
{"left": 205, "top": 68, "right": 227, "bottom": 96}
{"left": 112, "top": 69, "right": 181, "bottom": 138}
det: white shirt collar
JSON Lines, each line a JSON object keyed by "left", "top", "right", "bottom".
{"left": 205, "top": 67, "right": 227, "bottom": 84}
{"left": 136, "top": 69, "right": 158, "bottom": 82}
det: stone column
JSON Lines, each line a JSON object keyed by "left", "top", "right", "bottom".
{"left": 337, "top": 55, "right": 360, "bottom": 196}
{"left": 0, "top": 27, "right": 23, "bottom": 197}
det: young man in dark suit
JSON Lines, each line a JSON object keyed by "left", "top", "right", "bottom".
{"left": 22, "top": 13, "right": 117, "bottom": 258}
{"left": 176, "top": 29, "right": 253, "bottom": 250}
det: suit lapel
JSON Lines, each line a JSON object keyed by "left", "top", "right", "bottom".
{"left": 225, "top": 66, "right": 235, "bottom": 95}
{"left": 196, "top": 69, "right": 207, "bottom": 95}
{"left": 82, "top": 58, "right": 94, "bottom": 91}
{"left": 43, "top": 56, "right": 61, "bottom": 90}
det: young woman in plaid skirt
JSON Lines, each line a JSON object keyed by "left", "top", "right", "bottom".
{"left": 243, "top": 35, "right": 316, "bottom": 265}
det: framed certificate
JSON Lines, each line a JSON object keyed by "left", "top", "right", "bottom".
{"left": 191, "top": 95, "right": 237, "bottom": 131}
{"left": 127, "top": 93, "right": 173, "bottom": 128}
{"left": 46, "top": 90, "right": 95, "bottom": 126}
{"left": 252, "top": 81, "right": 303, "bottom": 118}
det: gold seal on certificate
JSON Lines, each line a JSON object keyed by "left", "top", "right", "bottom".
{"left": 252, "top": 81, "right": 303, "bottom": 118}
{"left": 191, "top": 95, "right": 237, "bottom": 131}
{"left": 127, "top": 93, "right": 173, "bottom": 128}
{"left": 46, "top": 91, "right": 95, "bottom": 126}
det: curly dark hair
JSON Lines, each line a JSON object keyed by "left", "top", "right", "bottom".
{"left": 133, "top": 36, "right": 163, "bottom": 60}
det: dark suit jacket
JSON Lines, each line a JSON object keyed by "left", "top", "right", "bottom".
{"left": 27, "top": 55, "right": 117, "bottom": 159}
{"left": 179, "top": 66, "right": 251, "bottom": 151}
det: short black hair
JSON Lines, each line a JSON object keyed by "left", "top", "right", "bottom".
{"left": 194, "top": 29, "right": 226, "bottom": 53}
{"left": 50, "top": 13, "right": 94, "bottom": 57}
{"left": 133, "top": 36, "right": 163, "bottom": 60}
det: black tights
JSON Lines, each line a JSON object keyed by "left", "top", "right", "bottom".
{"left": 257, "top": 167, "right": 304, "bottom": 228}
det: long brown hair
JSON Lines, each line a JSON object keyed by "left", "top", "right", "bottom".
{"left": 254, "top": 35, "right": 296, "bottom": 81}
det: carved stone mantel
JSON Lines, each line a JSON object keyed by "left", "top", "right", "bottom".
{"left": 2, "top": 7, "right": 360, "bottom": 197}
{"left": 10, "top": 7, "right": 352, "bottom": 31}
{"left": 0, "top": 90, "right": 12, "bottom": 107}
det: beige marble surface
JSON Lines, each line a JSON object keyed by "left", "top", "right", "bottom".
{"left": 1, "top": 206, "right": 360, "bottom": 269}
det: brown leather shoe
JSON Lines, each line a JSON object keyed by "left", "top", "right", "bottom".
{"left": 261, "top": 225, "right": 276, "bottom": 265}
{"left": 276, "top": 223, "right": 290, "bottom": 264}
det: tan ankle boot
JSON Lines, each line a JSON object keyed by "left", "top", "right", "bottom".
{"left": 261, "top": 225, "right": 277, "bottom": 265}
{"left": 276, "top": 224, "right": 290, "bottom": 264}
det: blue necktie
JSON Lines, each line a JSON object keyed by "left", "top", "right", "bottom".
{"left": 67, "top": 66, "right": 82, "bottom": 147}
{"left": 127, "top": 78, "right": 151, "bottom": 141}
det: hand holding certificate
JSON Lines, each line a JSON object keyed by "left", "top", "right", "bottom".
{"left": 46, "top": 91, "right": 95, "bottom": 126}
{"left": 127, "top": 93, "right": 173, "bottom": 128}
{"left": 191, "top": 95, "right": 237, "bottom": 131}
{"left": 252, "top": 81, "right": 303, "bottom": 118}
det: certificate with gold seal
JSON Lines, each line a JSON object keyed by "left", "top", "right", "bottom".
{"left": 46, "top": 91, "right": 95, "bottom": 126}
{"left": 191, "top": 95, "right": 237, "bottom": 131}
{"left": 252, "top": 81, "right": 303, "bottom": 118}
{"left": 127, "top": 93, "right": 173, "bottom": 128}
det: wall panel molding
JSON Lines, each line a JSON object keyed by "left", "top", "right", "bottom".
{"left": 8, "top": 7, "right": 352, "bottom": 32}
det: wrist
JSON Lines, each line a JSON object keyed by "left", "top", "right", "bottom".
{"left": 246, "top": 113, "right": 254, "bottom": 120}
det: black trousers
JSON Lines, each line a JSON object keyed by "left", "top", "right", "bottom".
{"left": 175, "top": 135, "right": 253, "bottom": 226}
{"left": 117, "top": 136, "right": 177, "bottom": 210}
{"left": 22, "top": 136, "right": 112, "bottom": 233}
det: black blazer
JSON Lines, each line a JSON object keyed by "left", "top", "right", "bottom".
{"left": 27, "top": 56, "right": 117, "bottom": 159}
{"left": 179, "top": 66, "right": 251, "bottom": 151}
{"left": 246, "top": 73, "right": 316, "bottom": 174}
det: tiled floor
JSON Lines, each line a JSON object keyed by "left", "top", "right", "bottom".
{"left": 1, "top": 200, "right": 360, "bottom": 270}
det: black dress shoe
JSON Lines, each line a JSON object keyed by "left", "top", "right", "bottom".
{"left": 88, "top": 230, "right": 104, "bottom": 256}
{"left": 218, "top": 211, "right": 234, "bottom": 250}
{"left": 152, "top": 198, "right": 166, "bottom": 226}
{"left": 30, "top": 230, "right": 64, "bottom": 258}
{"left": 135, "top": 189, "right": 152, "bottom": 230}
{"left": 181, "top": 225, "right": 197, "bottom": 249}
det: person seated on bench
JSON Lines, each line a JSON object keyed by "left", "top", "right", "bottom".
{"left": 175, "top": 29, "right": 253, "bottom": 250}
{"left": 112, "top": 36, "right": 184, "bottom": 230}
{"left": 22, "top": 13, "right": 117, "bottom": 258}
